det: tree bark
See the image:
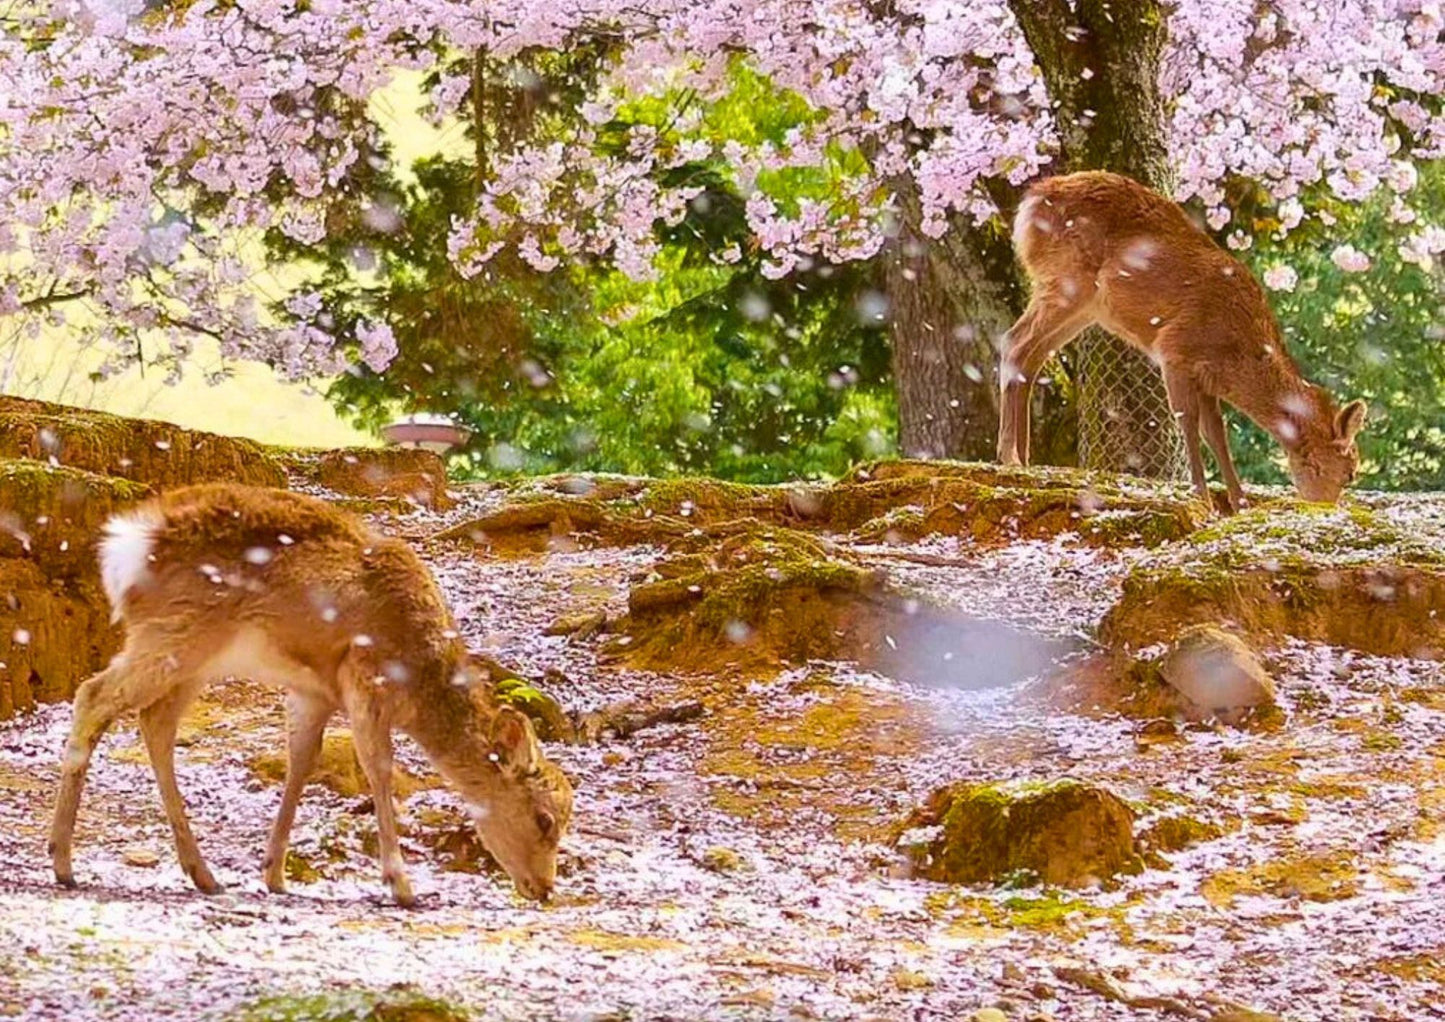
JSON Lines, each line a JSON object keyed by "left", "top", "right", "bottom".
{"left": 1007, "top": 0, "right": 1187, "bottom": 479}
{"left": 883, "top": 185, "right": 1022, "bottom": 461}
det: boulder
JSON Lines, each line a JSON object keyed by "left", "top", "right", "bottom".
{"left": 898, "top": 779, "right": 1142, "bottom": 888}
{"left": 1157, "top": 626, "right": 1276, "bottom": 725}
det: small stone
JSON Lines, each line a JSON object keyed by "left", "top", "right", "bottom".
{"left": 122, "top": 847, "right": 159, "bottom": 868}
{"left": 972, "top": 1009, "right": 1009, "bottom": 1022}
{"left": 892, "top": 967, "right": 933, "bottom": 991}
{"left": 700, "top": 846, "right": 744, "bottom": 873}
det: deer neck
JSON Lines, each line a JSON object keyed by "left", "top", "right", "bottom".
{"left": 399, "top": 678, "right": 508, "bottom": 805}
{"left": 1229, "top": 356, "right": 1333, "bottom": 454}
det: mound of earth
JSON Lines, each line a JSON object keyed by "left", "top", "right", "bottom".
{"left": 0, "top": 395, "right": 285, "bottom": 489}
{"left": 0, "top": 459, "right": 145, "bottom": 718}
{"left": 1099, "top": 504, "right": 1445, "bottom": 658}
{"left": 1043, "top": 625, "right": 1281, "bottom": 729}
{"left": 440, "top": 462, "right": 1205, "bottom": 559}
{"left": 841, "top": 460, "right": 1207, "bottom": 547}
{"left": 897, "top": 778, "right": 1143, "bottom": 888}
{"left": 616, "top": 525, "right": 1076, "bottom": 686}
{"left": 305, "top": 447, "right": 452, "bottom": 509}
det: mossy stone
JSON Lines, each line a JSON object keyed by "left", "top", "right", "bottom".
{"left": 899, "top": 778, "right": 1142, "bottom": 888}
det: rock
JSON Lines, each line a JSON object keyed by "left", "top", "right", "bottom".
{"left": 489, "top": 674, "right": 574, "bottom": 744}
{"left": 1157, "top": 626, "right": 1276, "bottom": 724}
{"left": 971, "top": 1010, "right": 1010, "bottom": 1022}
{"left": 1100, "top": 503, "right": 1445, "bottom": 657}
{"left": 898, "top": 779, "right": 1142, "bottom": 888}
{"left": 313, "top": 447, "right": 451, "bottom": 508}
{"left": 122, "top": 847, "right": 159, "bottom": 868}
{"left": 892, "top": 968, "right": 933, "bottom": 991}
{"left": 700, "top": 846, "right": 744, "bottom": 873}
{"left": 0, "top": 395, "right": 285, "bottom": 490}
{"left": 543, "top": 610, "right": 607, "bottom": 639}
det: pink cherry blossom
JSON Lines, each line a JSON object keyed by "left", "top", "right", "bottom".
{"left": 2, "top": 1, "right": 1443, "bottom": 378}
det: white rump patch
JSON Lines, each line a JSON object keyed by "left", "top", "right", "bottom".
{"left": 1013, "top": 194, "right": 1044, "bottom": 254}
{"left": 99, "top": 508, "right": 162, "bottom": 621}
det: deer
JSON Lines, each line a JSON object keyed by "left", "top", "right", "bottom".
{"left": 997, "top": 170, "right": 1367, "bottom": 511}
{"left": 49, "top": 483, "right": 573, "bottom": 906}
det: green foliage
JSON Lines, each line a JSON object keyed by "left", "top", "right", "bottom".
{"left": 319, "top": 59, "right": 893, "bottom": 483}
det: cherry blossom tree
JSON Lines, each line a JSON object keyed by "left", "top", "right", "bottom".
{"left": 3, "top": 0, "right": 1444, "bottom": 469}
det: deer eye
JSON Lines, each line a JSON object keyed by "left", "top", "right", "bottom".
{"left": 535, "top": 810, "right": 556, "bottom": 837}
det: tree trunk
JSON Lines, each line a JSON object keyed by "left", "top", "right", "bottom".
{"left": 883, "top": 192, "right": 1020, "bottom": 461}
{"left": 1009, "top": 0, "right": 1187, "bottom": 479}
{"left": 883, "top": 175, "right": 1084, "bottom": 464}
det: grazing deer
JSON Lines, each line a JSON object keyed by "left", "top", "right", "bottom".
{"left": 49, "top": 483, "right": 573, "bottom": 905}
{"left": 998, "top": 170, "right": 1367, "bottom": 509}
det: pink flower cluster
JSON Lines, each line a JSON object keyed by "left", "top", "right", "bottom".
{"left": 3, "top": 1, "right": 1444, "bottom": 378}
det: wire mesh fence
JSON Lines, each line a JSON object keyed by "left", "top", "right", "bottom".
{"left": 1074, "top": 329, "right": 1187, "bottom": 479}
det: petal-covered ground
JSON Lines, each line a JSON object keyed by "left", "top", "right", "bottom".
{"left": 1, "top": 479, "right": 1443, "bottom": 1021}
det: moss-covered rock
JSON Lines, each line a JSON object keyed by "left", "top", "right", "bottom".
{"left": 0, "top": 458, "right": 151, "bottom": 578}
{"left": 309, "top": 448, "right": 451, "bottom": 509}
{"left": 491, "top": 676, "right": 574, "bottom": 744}
{"left": 230, "top": 988, "right": 470, "bottom": 1022}
{"left": 1100, "top": 504, "right": 1445, "bottom": 656}
{"left": 0, "top": 395, "right": 285, "bottom": 490}
{"left": 898, "top": 778, "right": 1142, "bottom": 888}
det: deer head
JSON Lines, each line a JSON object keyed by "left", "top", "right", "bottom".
{"left": 1284, "top": 397, "right": 1367, "bottom": 503}
{"left": 467, "top": 704, "right": 574, "bottom": 902}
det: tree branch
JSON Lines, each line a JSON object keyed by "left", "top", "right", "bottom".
{"left": 18, "top": 287, "right": 92, "bottom": 311}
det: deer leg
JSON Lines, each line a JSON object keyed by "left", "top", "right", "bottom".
{"left": 51, "top": 647, "right": 176, "bottom": 887}
{"left": 998, "top": 295, "right": 1092, "bottom": 465}
{"left": 262, "top": 693, "right": 333, "bottom": 894}
{"left": 1200, "top": 396, "right": 1246, "bottom": 512}
{"left": 1163, "top": 368, "right": 1211, "bottom": 505}
{"left": 138, "top": 678, "right": 219, "bottom": 894}
{"left": 342, "top": 688, "right": 414, "bottom": 908}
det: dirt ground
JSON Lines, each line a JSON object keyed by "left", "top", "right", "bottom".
{"left": 2, "top": 479, "right": 1443, "bottom": 1021}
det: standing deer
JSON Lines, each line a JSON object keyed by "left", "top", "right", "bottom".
{"left": 998, "top": 171, "right": 1367, "bottom": 509}
{"left": 50, "top": 483, "right": 573, "bottom": 905}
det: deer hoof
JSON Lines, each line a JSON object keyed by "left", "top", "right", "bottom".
{"left": 388, "top": 875, "right": 417, "bottom": 909}
{"left": 188, "top": 863, "right": 222, "bottom": 895}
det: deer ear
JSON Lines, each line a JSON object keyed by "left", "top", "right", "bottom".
{"left": 490, "top": 706, "right": 539, "bottom": 774}
{"left": 1335, "top": 400, "right": 1367, "bottom": 441}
